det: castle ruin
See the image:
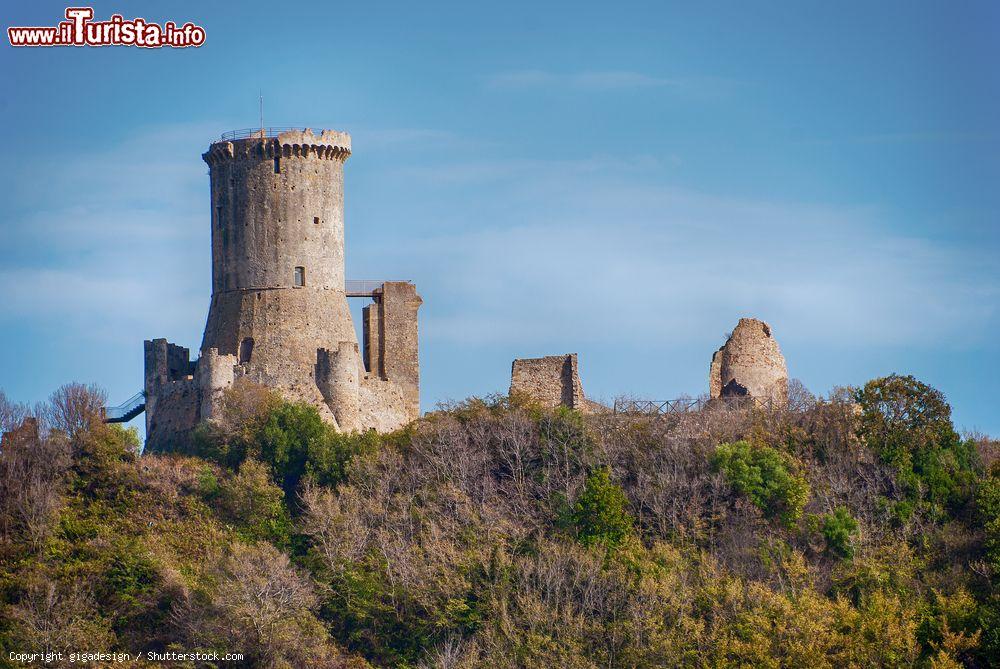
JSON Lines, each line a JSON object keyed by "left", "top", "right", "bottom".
{"left": 709, "top": 318, "right": 788, "bottom": 407}
{"left": 509, "top": 353, "right": 604, "bottom": 413}
{"left": 144, "top": 129, "right": 420, "bottom": 451}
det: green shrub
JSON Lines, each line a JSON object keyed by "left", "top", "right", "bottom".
{"left": 573, "top": 466, "right": 634, "bottom": 550}
{"left": 712, "top": 440, "right": 809, "bottom": 525}
{"left": 218, "top": 459, "right": 291, "bottom": 545}
{"left": 821, "top": 507, "right": 859, "bottom": 558}
{"left": 192, "top": 395, "right": 379, "bottom": 499}
{"left": 977, "top": 475, "right": 1000, "bottom": 572}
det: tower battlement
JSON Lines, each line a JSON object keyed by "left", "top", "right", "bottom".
{"left": 203, "top": 128, "right": 351, "bottom": 165}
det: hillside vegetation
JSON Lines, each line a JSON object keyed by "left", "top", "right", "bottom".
{"left": 1, "top": 376, "right": 998, "bottom": 668}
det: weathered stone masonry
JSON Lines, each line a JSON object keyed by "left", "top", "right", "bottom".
{"left": 509, "top": 353, "right": 603, "bottom": 413}
{"left": 709, "top": 317, "right": 788, "bottom": 407}
{"left": 144, "top": 129, "right": 421, "bottom": 451}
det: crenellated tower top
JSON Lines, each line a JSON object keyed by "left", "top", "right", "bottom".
{"left": 203, "top": 128, "right": 351, "bottom": 165}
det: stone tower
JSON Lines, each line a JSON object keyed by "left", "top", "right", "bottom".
{"left": 143, "top": 129, "right": 421, "bottom": 451}
{"left": 709, "top": 318, "right": 788, "bottom": 407}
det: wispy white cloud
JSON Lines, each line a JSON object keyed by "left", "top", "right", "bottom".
{"left": 485, "top": 69, "right": 738, "bottom": 98}
{"left": 351, "top": 156, "right": 999, "bottom": 354}
{"left": 0, "top": 122, "right": 215, "bottom": 346}
{"left": 352, "top": 127, "right": 473, "bottom": 150}
{"left": 798, "top": 131, "right": 1000, "bottom": 147}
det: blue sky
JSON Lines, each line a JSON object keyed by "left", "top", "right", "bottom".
{"left": 1, "top": 0, "right": 997, "bottom": 435}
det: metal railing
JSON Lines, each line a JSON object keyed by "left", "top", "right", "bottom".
{"left": 345, "top": 280, "right": 384, "bottom": 297}
{"left": 613, "top": 396, "right": 777, "bottom": 415}
{"left": 104, "top": 391, "right": 146, "bottom": 423}
{"left": 344, "top": 280, "right": 411, "bottom": 297}
{"left": 220, "top": 127, "right": 314, "bottom": 141}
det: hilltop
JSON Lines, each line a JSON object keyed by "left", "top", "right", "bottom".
{"left": 0, "top": 376, "right": 998, "bottom": 668}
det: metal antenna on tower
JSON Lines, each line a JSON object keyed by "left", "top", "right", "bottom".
{"left": 259, "top": 92, "right": 264, "bottom": 132}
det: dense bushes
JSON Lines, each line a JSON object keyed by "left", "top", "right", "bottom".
{"left": 712, "top": 440, "right": 810, "bottom": 525}
{"left": 191, "top": 381, "right": 379, "bottom": 498}
{"left": 1, "top": 378, "right": 999, "bottom": 667}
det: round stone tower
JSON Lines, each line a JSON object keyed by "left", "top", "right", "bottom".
{"left": 200, "top": 129, "right": 359, "bottom": 420}
{"left": 142, "top": 127, "right": 420, "bottom": 449}
{"left": 709, "top": 317, "right": 788, "bottom": 407}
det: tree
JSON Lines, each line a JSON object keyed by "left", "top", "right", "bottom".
{"left": 0, "top": 417, "right": 71, "bottom": 548}
{"left": 786, "top": 378, "right": 816, "bottom": 412}
{"left": 856, "top": 375, "right": 978, "bottom": 511}
{"left": 44, "top": 383, "right": 106, "bottom": 440}
{"left": 172, "top": 542, "right": 342, "bottom": 668}
{"left": 573, "top": 466, "right": 634, "bottom": 550}
{"left": 712, "top": 440, "right": 809, "bottom": 525}
{"left": 7, "top": 580, "right": 114, "bottom": 654}
{"left": 192, "top": 384, "right": 377, "bottom": 498}
{"left": 0, "top": 389, "right": 29, "bottom": 436}
{"left": 821, "top": 507, "right": 859, "bottom": 558}
{"left": 218, "top": 459, "right": 291, "bottom": 545}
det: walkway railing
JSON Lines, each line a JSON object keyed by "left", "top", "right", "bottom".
{"left": 344, "top": 280, "right": 411, "bottom": 297}
{"left": 345, "top": 280, "right": 385, "bottom": 297}
{"left": 220, "top": 127, "right": 313, "bottom": 141}
{"left": 104, "top": 391, "right": 146, "bottom": 423}
{"left": 613, "top": 396, "right": 776, "bottom": 415}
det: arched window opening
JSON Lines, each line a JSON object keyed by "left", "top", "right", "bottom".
{"left": 239, "top": 337, "right": 254, "bottom": 364}
{"left": 294, "top": 266, "right": 305, "bottom": 287}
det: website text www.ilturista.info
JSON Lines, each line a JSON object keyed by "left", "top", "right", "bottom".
{"left": 8, "top": 7, "right": 205, "bottom": 48}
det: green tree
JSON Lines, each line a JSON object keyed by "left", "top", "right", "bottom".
{"left": 978, "top": 475, "right": 1000, "bottom": 568}
{"left": 218, "top": 459, "right": 291, "bottom": 545}
{"left": 856, "top": 374, "right": 978, "bottom": 512}
{"left": 573, "top": 466, "right": 634, "bottom": 550}
{"left": 821, "top": 506, "right": 859, "bottom": 558}
{"left": 191, "top": 388, "right": 378, "bottom": 499}
{"left": 712, "top": 440, "right": 810, "bottom": 525}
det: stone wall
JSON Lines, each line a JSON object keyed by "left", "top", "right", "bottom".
{"left": 509, "top": 353, "right": 601, "bottom": 412}
{"left": 144, "top": 339, "right": 201, "bottom": 451}
{"left": 709, "top": 348, "right": 723, "bottom": 397}
{"left": 373, "top": 282, "right": 421, "bottom": 421}
{"left": 709, "top": 318, "right": 788, "bottom": 407}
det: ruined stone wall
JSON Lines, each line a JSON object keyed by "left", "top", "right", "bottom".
{"left": 143, "top": 339, "right": 202, "bottom": 452}
{"left": 374, "top": 282, "right": 421, "bottom": 421}
{"left": 197, "top": 347, "right": 239, "bottom": 422}
{"left": 316, "top": 342, "right": 361, "bottom": 432}
{"left": 709, "top": 348, "right": 723, "bottom": 397}
{"left": 144, "top": 376, "right": 200, "bottom": 452}
{"left": 709, "top": 318, "right": 788, "bottom": 407}
{"left": 356, "top": 378, "right": 410, "bottom": 433}
{"left": 362, "top": 303, "right": 382, "bottom": 376}
{"left": 510, "top": 353, "right": 593, "bottom": 411}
